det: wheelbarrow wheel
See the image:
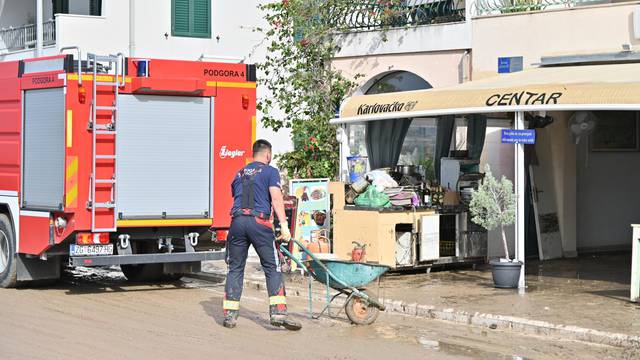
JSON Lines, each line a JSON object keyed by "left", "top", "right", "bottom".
{"left": 345, "top": 291, "right": 380, "bottom": 325}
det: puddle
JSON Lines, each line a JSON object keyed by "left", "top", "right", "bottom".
{"left": 418, "top": 337, "right": 439, "bottom": 350}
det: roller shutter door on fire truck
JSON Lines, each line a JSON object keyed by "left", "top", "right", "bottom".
{"left": 22, "top": 88, "right": 65, "bottom": 210}
{"left": 116, "top": 95, "right": 212, "bottom": 219}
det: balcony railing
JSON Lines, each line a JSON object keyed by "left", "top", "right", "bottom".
{"left": 336, "top": 0, "right": 465, "bottom": 31}
{"left": 474, "top": 0, "right": 610, "bottom": 16}
{"left": 0, "top": 19, "right": 56, "bottom": 53}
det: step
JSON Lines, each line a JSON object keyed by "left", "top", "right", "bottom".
{"left": 93, "top": 202, "right": 116, "bottom": 209}
{"left": 96, "top": 81, "right": 119, "bottom": 87}
{"left": 95, "top": 105, "right": 117, "bottom": 111}
{"left": 93, "top": 124, "right": 114, "bottom": 131}
{"left": 95, "top": 179, "right": 116, "bottom": 184}
{"left": 95, "top": 130, "right": 117, "bottom": 135}
{"left": 92, "top": 227, "right": 117, "bottom": 233}
{"left": 95, "top": 155, "right": 117, "bottom": 160}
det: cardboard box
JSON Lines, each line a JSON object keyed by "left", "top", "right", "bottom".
{"left": 443, "top": 190, "right": 460, "bottom": 206}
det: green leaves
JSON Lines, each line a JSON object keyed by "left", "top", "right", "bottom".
{"left": 257, "top": 0, "right": 362, "bottom": 179}
{"left": 469, "top": 165, "right": 517, "bottom": 259}
{"left": 469, "top": 165, "right": 516, "bottom": 231}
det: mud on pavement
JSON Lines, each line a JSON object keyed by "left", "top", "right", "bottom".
{"left": 0, "top": 266, "right": 638, "bottom": 360}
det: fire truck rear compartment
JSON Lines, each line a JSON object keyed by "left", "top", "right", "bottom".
{"left": 116, "top": 94, "right": 212, "bottom": 220}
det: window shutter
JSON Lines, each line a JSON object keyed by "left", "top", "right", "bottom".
{"left": 172, "top": 0, "right": 191, "bottom": 36}
{"left": 192, "top": 0, "right": 211, "bottom": 38}
{"left": 90, "top": 0, "right": 102, "bottom": 16}
{"left": 53, "top": 0, "right": 69, "bottom": 14}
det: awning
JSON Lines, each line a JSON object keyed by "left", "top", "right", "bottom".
{"left": 332, "top": 63, "right": 640, "bottom": 124}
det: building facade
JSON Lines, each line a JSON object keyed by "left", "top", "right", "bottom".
{"left": 0, "top": 0, "right": 292, "bottom": 154}
{"left": 471, "top": 0, "right": 640, "bottom": 257}
{"left": 333, "top": 0, "right": 640, "bottom": 259}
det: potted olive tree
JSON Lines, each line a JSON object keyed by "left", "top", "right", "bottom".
{"left": 469, "top": 165, "right": 521, "bottom": 288}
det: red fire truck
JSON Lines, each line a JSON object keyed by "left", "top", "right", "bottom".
{"left": 0, "top": 49, "right": 256, "bottom": 287}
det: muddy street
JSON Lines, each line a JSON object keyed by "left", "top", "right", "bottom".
{"left": 0, "top": 267, "right": 635, "bottom": 360}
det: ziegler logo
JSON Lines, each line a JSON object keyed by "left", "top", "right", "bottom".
{"left": 219, "top": 146, "right": 246, "bottom": 159}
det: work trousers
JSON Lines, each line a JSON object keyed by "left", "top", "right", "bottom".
{"left": 223, "top": 215, "right": 287, "bottom": 316}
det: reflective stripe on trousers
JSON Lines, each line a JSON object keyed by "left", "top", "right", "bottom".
{"left": 223, "top": 300, "right": 240, "bottom": 310}
{"left": 269, "top": 295, "right": 286, "bottom": 305}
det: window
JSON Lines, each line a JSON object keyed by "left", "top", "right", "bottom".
{"left": 365, "top": 71, "right": 431, "bottom": 95}
{"left": 52, "top": 0, "right": 102, "bottom": 16}
{"left": 364, "top": 72, "right": 434, "bottom": 172}
{"left": 89, "top": 0, "right": 102, "bottom": 16}
{"left": 52, "top": 0, "right": 69, "bottom": 14}
{"left": 172, "top": 0, "right": 211, "bottom": 38}
{"left": 347, "top": 71, "right": 434, "bottom": 171}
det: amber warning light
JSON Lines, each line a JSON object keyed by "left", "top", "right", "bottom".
{"left": 242, "top": 94, "right": 249, "bottom": 109}
{"left": 76, "top": 232, "right": 110, "bottom": 245}
{"left": 78, "top": 84, "right": 86, "bottom": 104}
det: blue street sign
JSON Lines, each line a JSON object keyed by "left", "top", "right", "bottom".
{"left": 498, "top": 56, "right": 524, "bottom": 74}
{"left": 501, "top": 129, "right": 536, "bottom": 144}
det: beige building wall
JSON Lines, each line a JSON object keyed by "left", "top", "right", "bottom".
{"left": 332, "top": 50, "right": 470, "bottom": 90}
{"left": 472, "top": 3, "right": 640, "bottom": 79}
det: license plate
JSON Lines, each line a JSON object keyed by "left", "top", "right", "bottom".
{"left": 70, "top": 244, "right": 114, "bottom": 257}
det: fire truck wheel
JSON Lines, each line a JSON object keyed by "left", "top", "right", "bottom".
{"left": 121, "top": 264, "right": 183, "bottom": 282}
{"left": 121, "top": 263, "right": 164, "bottom": 282}
{"left": 120, "top": 241, "right": 164, "bottom": 282}
{"left": 119, "top": 241, "right": 183, "bottom": 282}
{"left": 0, "top": 214, "right": 17, "bottom": 288}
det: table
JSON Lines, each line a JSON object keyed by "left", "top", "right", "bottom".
{"left": 333, "top": 207, "right": 438, "bottom": 268}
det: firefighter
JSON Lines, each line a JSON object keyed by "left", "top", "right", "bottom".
{"left": 223, "top": 139, "right": 302, "bottom": 331}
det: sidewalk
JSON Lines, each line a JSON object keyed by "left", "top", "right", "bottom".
{"left": 200, "top": 252, "right": 640, "bottom": 347}
{"left": 381, "top": 252, "right": 640, "bottom": 336}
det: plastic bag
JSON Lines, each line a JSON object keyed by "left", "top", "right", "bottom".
{"left": 354, "top": 186, "right": 391, "bottom": 208}
{"left": 366, "top": 170, "right": 398, "bottom": 192}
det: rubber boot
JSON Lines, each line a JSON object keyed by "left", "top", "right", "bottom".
{"left": 223, "top": 310, "right": 239, "bottom": 329}
{"left": 270, "top": 314, "right": 302, "bottom": 331}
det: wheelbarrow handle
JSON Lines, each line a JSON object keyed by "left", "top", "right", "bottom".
{"left": 279, "top": 243, "right": 310, "bottom": 274}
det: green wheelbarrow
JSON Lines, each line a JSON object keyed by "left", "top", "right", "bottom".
{"left": 279, "top": 239, "right": 389, "bottom": 325}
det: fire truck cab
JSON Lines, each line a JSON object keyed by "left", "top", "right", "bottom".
{"left": 0, "top": 49, "right": 256, "bottom": 287}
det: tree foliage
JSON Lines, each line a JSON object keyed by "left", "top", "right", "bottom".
{"left": 256, "top": 0, "right": 364, "bottom": 179}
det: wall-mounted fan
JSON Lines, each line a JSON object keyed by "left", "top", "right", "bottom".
{"left": 569, "top": 111, "right": 597, "bottom": 144}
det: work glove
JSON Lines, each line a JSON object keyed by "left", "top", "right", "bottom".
{"left": 277, "top": 221, "right": 292, "bottom": 243}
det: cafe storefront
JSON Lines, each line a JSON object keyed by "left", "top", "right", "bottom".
{"left": 331, "top": 61, "right": 640, "bottom": 289}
